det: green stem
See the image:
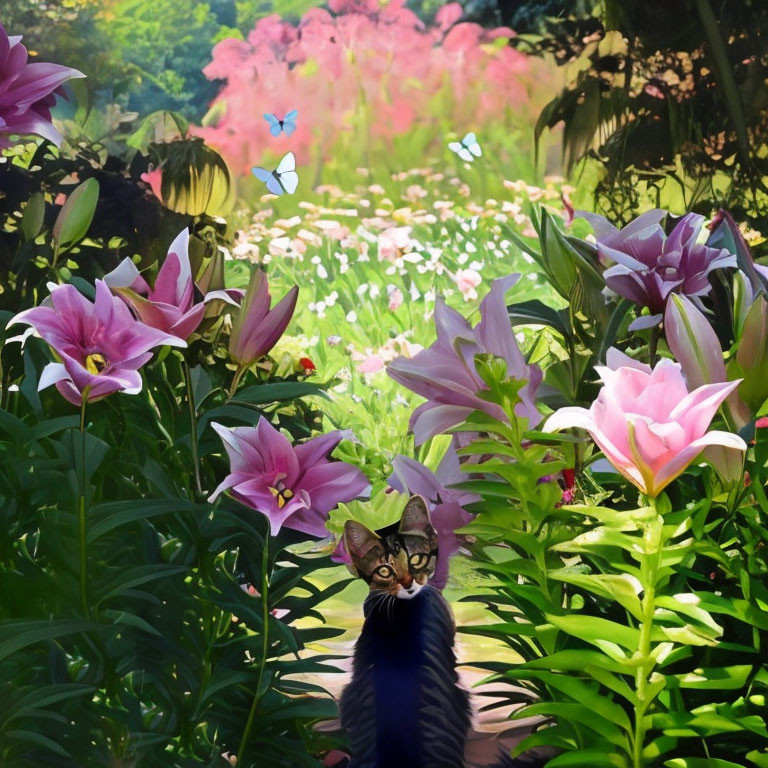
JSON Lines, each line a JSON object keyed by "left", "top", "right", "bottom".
{"left": 632, "top": 502, "right": 664, "bottom": 768}
{"left": 228, "top": 365, "right": 246, "bottom": 400}
{"left": 78, "top": 396, "right": 89, "bottom": 618}
{"left": 237, "top": 532, "right": 271, "bottom": 762}
{"left": 648, "top": 326, "right": 659, "bottom": 368}
{"left": 51, "top": 241, "right": 61, "bottom": 276}
{"left": 182, "top": 361, "right": 202, "bottom": 497}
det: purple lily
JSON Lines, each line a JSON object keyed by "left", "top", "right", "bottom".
{"left": 387, "top": 275, "right": 542, "bottom": 444}
{"left": 0, "top": 23, "right": 84, "bottom": 149}
{"left": 104, "top": 229, "right": 239, "bottom": 340}
{"left": 8, "top": 281, "right": 186, "bottom": 405}
{"left": 229, "top": 269, "right": 299, "bottom": 367}
{"left": 583, "top": 210, "right": 736, "bottom": 330}
{"left": 388, "top": 447, "right": 479, "bottom": 590}
{"left": 209, "top": 418, "right": 370, "bottom": 538}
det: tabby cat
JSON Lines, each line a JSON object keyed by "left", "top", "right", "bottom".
{"left": 339, "top": 496, "right": 547, "bottom": 768}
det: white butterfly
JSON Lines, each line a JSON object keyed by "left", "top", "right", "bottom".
{"left": 251, "top": 151, "right": 299, "bottom": 196}
{"left": 448, "top": 132, "right": 482, "bottom": 163}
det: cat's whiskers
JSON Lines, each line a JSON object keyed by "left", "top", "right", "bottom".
{"left": 387, "top": 592, "right": 396, "bottom": 623}
{"left": 367, "top": 591, "right": 388, "bottom": 615}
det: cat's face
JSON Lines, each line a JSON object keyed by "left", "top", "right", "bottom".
{"left": 344, "top": 495, "right": 438, "bottom": 600}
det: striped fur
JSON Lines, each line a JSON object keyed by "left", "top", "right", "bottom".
{"left": 340, "top": 585, "right": 470, "bottom": 768}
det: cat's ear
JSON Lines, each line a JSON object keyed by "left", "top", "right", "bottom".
{"left": 399, "top": 495, "right": 436, "bottom": 542}
{"left": 344, "top": 520, "right": 381, "bottom": 571}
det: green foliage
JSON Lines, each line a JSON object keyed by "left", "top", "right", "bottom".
{"left": 503, "top": 207, "right": 630, "bottom": 410}
{"left": 235, "top": 0, "right": 323, "bottom": 29}
{"left": 97, "top": 0, "right": 228, "bottom": 118}
{"left": 0, "top": 128, "right": 236, "bottom": 322}
{"left": 0, "top": 130, "right": 355, "bottom": 764}
{"left": 454, "top": 217, "right": 768, "bottom": 765}
{"left": 526, "top": 0, "right": 768, "bottom": 234}
{"left": 457, "top": 380, "right": 768, "bottom": 765}
{"left": 326, "top": 491, "right": 409, "bottom": 540}
{"left": 0, "top": 342, "right": 351, "bottom": 765}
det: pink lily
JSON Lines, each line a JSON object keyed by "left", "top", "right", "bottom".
{"left": 209, "top": 418, "right": 369, "bottom": 537}
{"left": 104, "top": 229, "right": 238, "bottom": 340}
{"left": 8, "top": 281, "right": 185, "bottom": 405}
{"left": 0, "top": 23, "right": 85, "bottom": 149}
{"left": 229, "top": 269, "right": 299, "bottom": 366}
{"left": 543, "top": 348, "right": 746, "bottom": 498}
{"left": 387, "top": 275, "right": 542, "bottom": 444}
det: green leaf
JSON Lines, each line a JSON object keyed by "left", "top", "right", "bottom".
{"left": 693, "top": 593, "right": 768, "bottom": 630}
{"left": 52, "top": 178, "right": 99, "bottom": 248}
{"left": 548, "top": 570, "right": 643, "bottom": 620}
{"left": 506, "top": 670, "right": 632, "bottom": 731}
{"left": 651, "top": 709, "right": 768, "bottom": 738}
{"left": 658, "top": 624, "right": 720, "bottom": 646}
{"left": 642, "top": 735, "right": 678, "bottom": 760}
{"left": 326, "top": 490, "right": 408, "bottom": 538}
{"left": 0, "top": 410, "right": 34, "bottom": 444}
{"left": 450, "top": 479, "right": 514, "bottom": 499}
{"left": 29, "top": 416, "right": 80, "bottom": 440}
{"left": 2, "top": 683, "right": 93, "bottom": 723}
{"left": 95, "top": 564, "right": 187, "bottom": 605}
{"left": 586, "top": 666, "right": 638, "bottom": 706}
{"left": 0, "top": 620, "right": 102, "bottom": 663}
{"left": 522, "top": 649, "right": 631, "bottom": 674}
{"left": 546, "top": 613, "right": 640, "bottom": 651}
{"left": 88, "top": 499, "right": 205, "bottom": 542}
{"left": 666, "top": 759, "right": 748, "bottom": 768}
{"left": 597, "top": 299, "right": 633, "bottom": 363}
{"left": 101, "top": 609, "right": 162, "bottom": 637}
{"left": 21, "top": 192, "right": 45, "bottom": 241}
{"left": 654, "top": 595, "right": 723, "bottom": 635}
{"left": 547, "top": 750, "right": 628, "bottom": 768}
{"left": 512, "top": 702, "right": 627, "bottom": 747}
{"left": 512, "top": 724, "right": 578, "bottom": 755}
{"left": 747, "top": 750, "right": 768, "bottom": 767}
{"left": 507, "top": 299, "right": 571, "bottom": 338}
{"left": 57, "top": 428, "right": 109, "bottom": 486}
{"left": 459, "top": 622, "right": 540, "bottom": 638}
{"left": 523, "top": 429, "right": 588, "bottom": 445}
{"left": 233, "top": 381, "right": 329, "bottom": 404}
{"left": 3, "top": 730, "right": 70, "bottom": 758}
{"left": 670, "top": 665, "right": 752, "bottom": 690}
{"left": 197, "top": 671, "right": 253, "bottom": 710}
{"left": 420, "top": 433, "right": 452, "bottom": 473}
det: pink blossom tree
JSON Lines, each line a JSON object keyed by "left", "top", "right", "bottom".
{"left": 195, "top": 1, "right": 539, "bottom": 175}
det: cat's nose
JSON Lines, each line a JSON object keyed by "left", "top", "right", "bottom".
{"left": 400, "top": 574, "right": 414, "bottom": 589}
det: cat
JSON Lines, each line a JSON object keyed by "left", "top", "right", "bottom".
{"left": 338, "top": 495, "right": 548, "bottom": 768}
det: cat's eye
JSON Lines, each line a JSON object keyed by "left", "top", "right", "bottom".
{"left": 409, "top": 553, "right": 429, "bottom": 570}
{"left": 372, "top": 564, "right": 395, "bottom": 581}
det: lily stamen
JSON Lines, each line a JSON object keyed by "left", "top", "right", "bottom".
{"left": 85, "top": 353, "right": 108, "bottom": 375}
{"left": 268, "top": 481, "right": 294, "bottom": 509}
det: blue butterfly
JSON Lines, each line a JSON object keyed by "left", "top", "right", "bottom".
{"left": 448, "top": 132, "right": 482, "bottom": 162}
{"left": 263, "top": 110, "right": 298, "bottom": 137}
{"left": 252, "top": 152, "right": 299, "bottom": 196}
